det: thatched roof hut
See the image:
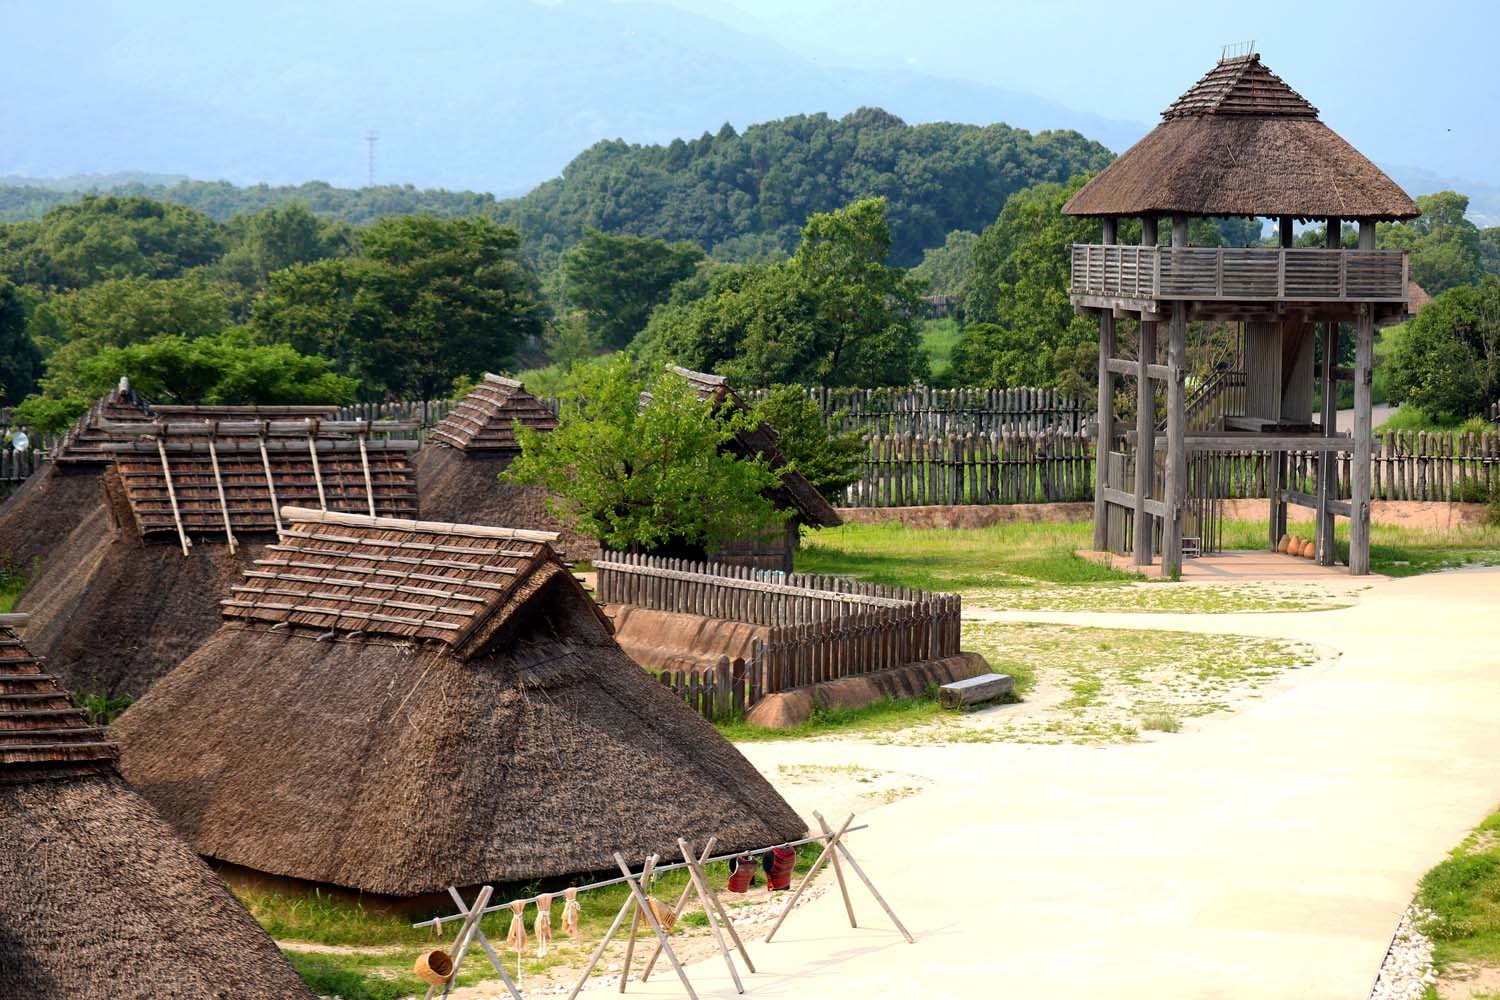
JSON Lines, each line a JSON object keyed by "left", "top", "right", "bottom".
{"left": 16, "top": 425, "right": 419, "bottom": 699}
{"left": 1062, "top": 53, "right": 1419, "bottom": 221}
{"left": 113, "top": 507, "right": 806, "bottom": 900}
{"left": 0, "top": 615, "right": 313, "bottom": 998}
{"left": 416, "top": 374, "right": 598, "bottom": 561}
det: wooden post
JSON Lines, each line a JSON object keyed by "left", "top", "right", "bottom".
{"left": 258, "top": 432, "right": 283, "bottom": 535}
{"left": 1163, "top": 216, "right": 1189, "bottom": 577}
{"left": 422, "top": 884, "right": 493, "bottom": 1000}
{"left": 814, "top": 810, "right": 915, "bottom": 945}
{"left": 1315, "top": 221, "right": 1341, "bottom": 564}
{"left": 206, "top": 436, "right": 237, "bottom": 553}
{"left": 567, "top": 881, "right": 642, "bottom": 1000}
{"left": 1351, "top": 220, "right": 1377, "bottom": 573}
{"left": 1093, "top": 216, "right": 1117, "bottom": 551}
{"left": 155, "top": 436, "right": 191, "bottom": 557}
{"left": 1134, "top": 216, "right": 1158, "bottom": 566}
{"left": 443, "top": 887, "right": 524, "bottom": 1000}
{"left": 766, "top": 813, "right": 856, "bottom": 944}
{"left": 675, "top": 838, "right": 746, "bottom": 994}
{"left": 613, "top": 853, "right": 698, "bottom": 1000}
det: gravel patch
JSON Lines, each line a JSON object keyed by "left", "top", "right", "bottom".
{"left": 1370, "top": 903, "right": 1437, "bottom": 1000}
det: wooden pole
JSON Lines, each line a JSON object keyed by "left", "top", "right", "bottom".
{"left": 618, "top": 854, "right": 657, "bottom": 993}
{"left": 206, "top": 436, "right": 236, "bottom": 553}
{"left": 1316, "top": 220, "right": 1342, "bottom": 565}
{"left": 1134, "top": 216, "right": 1159, "bottom": 566}
{"left": 443, "top": 887, "right": 523, "bottom": 1000}
{"left": 814, "top": 811, "right": 915, "bottom": 945}
{"left": 566, "top": 888, "right": 639, "bottom": 1000}
{"left": 1093, "top": 216, "right": 1118, "bottom": 551}
{"left": 306, "top": 432, "right": 327, "bottom": 510}
{"left": 642, "top": 837, "right": 718, "bottom": 982}
{"left": 358, "top": 431, "right": 377, "bottom": 517}
{"left": 423, "top": 884, "right": 493, "bottom": 1000}
{"left": 1351, "top": 224, "right": 1376, "bottom": 573}
{"left": 816, "top": 811, "right": 858, "bottom": 929}
{"left": 765, "top": 812, "right": 855, "bottom": 944}
{"left": 155, "top": 436, "right": 191, "bottom": 557}
{"left": 258, "top": 433, "right": 283, "bottom": 535}
{"left": 613, "top": 852, "right": 698, "bottom": 1000}
{"left": 675, "top": 838, "right": 746, "bottom": 994}
{"left": 1163, "top": 215, "right": 1189, "bottom": 577}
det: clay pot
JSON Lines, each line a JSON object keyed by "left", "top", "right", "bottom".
{"left": 1302, "top": 541, "right": 1316, "bottom": 559}
{"left": 1277, "top": 533, "right": 1290, "bottom": 554}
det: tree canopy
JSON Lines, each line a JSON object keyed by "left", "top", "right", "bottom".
{"left": 750, "top": 385, "right": 865, "bottom": 499}
{"left": 1378, "top": 191, "right": 1491, "bottom": 295}
{"left": 560, "top": 229, "right": 704, "bottom": 350}
{"left": 636, "top": 198, "right": 926, "bottom": 388}
{"left": 503, "top": 357, "right": 784, "bottom": 552}
{"left": 1384, "top": 277, "right": 1500, "bottom": 421}
{"left": 253, "top": 215, "right": 546, "bottom": 399}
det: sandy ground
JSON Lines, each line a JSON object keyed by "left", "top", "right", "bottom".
{"left": 578, "top": 566, "right": 1500, "bottom": 1000}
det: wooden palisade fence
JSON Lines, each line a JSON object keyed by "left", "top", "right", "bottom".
{"left": 841, "top": 430, "right": 1094, "bottom": 507}
{"left": 595, "top": 551, "right": 962, "bottom": 720}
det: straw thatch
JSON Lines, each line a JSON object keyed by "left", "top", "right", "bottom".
{"left": 416, "top": 375, "right": 596, "bottom": 561}
{"left": 50, "top": 379, "right": 153, "bottom": 466}
{"left": 114, "top": 508, "right": 807, "bottom": 897}
{"left": 1062, "top": 54, "right": 1418, "bottom": 221}
{"left": 427, "top": 373, "right": 558, "bottom": 452}
{"left": 663, "top": 366, "right": 842, "bottom": 529}
{"left": 0, "top": 621, "right": 313, "bottom": 998}
{"left": 414, "top": 444, "right": 600, "bottom": 562}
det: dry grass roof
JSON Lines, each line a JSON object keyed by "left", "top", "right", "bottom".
{"left": 0, "top": 620, "right": 313, "bottom": 997}
{"left": 52, "top": 381, "right": 153, "bottom": 465}
{"left": 427, "top": 374, "right": 558, "bottom": 452}
{"left": 108, "top": 438, "right": 418, "bottom": 542}
{"left": 0, "top": 618, "right": 115, "bottom": 785}
{"left": 1063, "top": 54, "right": 1418, "bottom": 221}
{"left": 663, "top": 366, "right": 842, "bottom": 528}
{"left": 114, "top": 510, "right": 806, "bottom": 895}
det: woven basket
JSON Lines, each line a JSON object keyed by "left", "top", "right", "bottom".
{"left": 414, "top": 949, "right": 454, "bottom": 986}
{"left": 647, "top": 896, "right": 678, "bottom": 932}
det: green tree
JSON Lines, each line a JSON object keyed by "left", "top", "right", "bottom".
{"left": 218, "top": 203, "right": 351, "bottom": 294}
{"left": 254, "top": 215, "right": 546, "bottom": 399}
{"left": 1378, "top": 191, "right": 1484, "bottom": 295}
{"left": 560, "top": 229, "right": 704, "bottom": 350}
{"left": 956, "top": 175, "right": 1101, "bottom": 394}
{"left": 636, "top": 198, "right": 926, "bottom": 387}
{"left": 1384, "top": 278, "right": 1500, "bottom": 420}
{"left": 750, "top": 385, "right": 865, "bottom": 497}
{"left": 503, "top": 357, "right": 783, "bottom": 551}
{"left": 28, "top": 274, "right": 231, "bottom": 358}
{"left": 0, "top": 278, "right": 40, "bottom": 403}
{"left": 911, "top": 230, "right": 978, "bottom": 305}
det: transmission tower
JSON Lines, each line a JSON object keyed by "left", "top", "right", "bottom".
{"left": 364, "top": 130, "right": 380, "bottom": 187}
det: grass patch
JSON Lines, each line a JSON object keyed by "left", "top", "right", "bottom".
{"left": 798, "top": 521, "right": 1134, "bottom": 592}
{"left": 1417, "top": 807, "right": 1500, "bottom": 967}
{"left": 286, "top": 951, "right": 486, "bottom": 1000}
{"left": 0, "top": 564, "right": 27, "bottom": 613}
{"left": 716, "top": 695, "right": 949, "bottom": 742}
{"left": 1219, "top": 517, "right": 1500, "bottom": 577}
{"left": 919, "top": 317, "right": 963, "bottom": 380}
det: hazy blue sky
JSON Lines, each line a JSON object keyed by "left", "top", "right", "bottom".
{"left": 650, "top": 0, "right": 1498, "bottom": 184}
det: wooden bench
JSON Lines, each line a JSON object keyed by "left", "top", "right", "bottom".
{"left": 938, "top": 673, "right": 1014, "bottom": 710}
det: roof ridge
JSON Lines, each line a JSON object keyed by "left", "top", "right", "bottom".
{"left": 280, "top": 506, "right": 560, "bottom": 542}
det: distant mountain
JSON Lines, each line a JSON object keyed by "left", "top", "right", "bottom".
{"left": 1382, "top": 164, "right": 1500, "bottom": 227}
{"left": 0, "top": 0, "right": 1144, "bottom": 194}
{"left": 0, "top": 171, "right": 190, "bottom": 192}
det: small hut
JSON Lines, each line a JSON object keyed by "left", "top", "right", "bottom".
{"left": 415, "top": 373, "right": 598, "bottom": 561}
{"left": 113, "top": 507, "right": 806, "bottom": 903}
{"left": 1064, "top": 51, "right": 1417, "bottom": 575}
{"left": 17, "top": 416, "right": 419, "bottom": 697}
{"left": 659, "top": 366, "right": 842, "bottom": 574}
{"left": 0, "top": 615, "right": 314, "bottom": 998}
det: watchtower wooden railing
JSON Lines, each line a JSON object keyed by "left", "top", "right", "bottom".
{"left": 596, "top": 551, "right": 962, "bottom": 719}
{"left": 1071, "top": 245, "right": 1409, "bottom": 303}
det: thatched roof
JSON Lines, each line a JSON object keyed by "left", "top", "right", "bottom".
{"left": 1062, "top": 54, "right": 1418, "bottom": 221}
{"left": 107, "top": 438, "right": 419, "bottom": 541}
{"left": 427, "top": 374, "right": 558, "bottom": 452}
{"left": 114, "top": 509, "right": 807, "bottom": 896}
{"left": 662, "top": 366, "right": 842, "bottom": 529}
{"left": 52, "top": 379, "right": 153, "bottom": 465}
{"left": 0, "top": 619, "right": 313, "bottom": 998}
{"left": 414, "top": 445, "right": 600, "bottom": 563}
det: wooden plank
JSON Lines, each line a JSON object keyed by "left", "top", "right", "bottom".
{"left": 938, "top": 674, "right": 1014, "bottom": 709}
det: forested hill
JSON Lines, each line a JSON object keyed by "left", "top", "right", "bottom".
{"left": 494, "top": 109, "right": 1112, "bottom": 266}
{"left": 1, "top": 108, "right": 1112, "bottom": 267}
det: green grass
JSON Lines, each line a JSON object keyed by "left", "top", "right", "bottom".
{"left": 1417, "top": 807, "right": 1500, "bottom": 968}
{"left": 1219, "top": 517, "right": 1500, "bottom": 577}
{"left": 919, "top": 317, "right": 963, "bottom": 380}
{"left": 1376, "top": 405, "right": 1494, "bottom": 435}
{"left": 0, "top": 565, "right": 26, "bottom": 613}
{"left": 286, "top": 951, "right": 487, "bottom": 1000}
{"left": 798, "top": 521, "right": 1135, "bottom": 592}
{"left": 716, "top": 694, "right": 950, "bottom": 742}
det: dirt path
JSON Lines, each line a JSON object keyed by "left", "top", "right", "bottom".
{"left": 604, "top": 566, "right": 1500, "bottom": 999}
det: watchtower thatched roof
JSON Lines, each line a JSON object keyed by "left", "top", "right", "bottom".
{"left": 663, "top": 366, "right": 842, "bottom": 529}
{"left": 0, "top": 618, "right": 313, "bottom": 998}
{"left": 113, "top": 508, "right": 806, "bottom": 897}
{"left": 427, "top": 373, "right": 559, "bottom": 452}
{"left": 1062, "top": 53, "right": 1418, "bottom": 221}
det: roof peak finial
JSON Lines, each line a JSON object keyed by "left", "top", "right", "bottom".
{"left": 1219, "top": 40, "right": 1256, "bottom": 63}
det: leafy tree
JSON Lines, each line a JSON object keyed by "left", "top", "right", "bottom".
{"left": 750, "top": 385, "right": 865, "bottom": 497}
{"left": 1384, "top": 278, "right": 1500, "bottom": 420}
{"left": 217, "top": 204, "right": 351, "bottom": 294}
{"left": 1378, "top": 192, "right": 1484, "bottom": 294}
{"left": 637, "top": 198, "right": 926, "bottom": 387}
{"left": 254, "top": 215, "right": 546, "bottom": 399}
{"left": 911, "top": 230, "right": 978, "bottom": 306}
{"left": 2, "top": 195, "right": 226, "bottom": 290}
{"left": 28, "top": 274, "right": 231, "bottom": 358}
{"left": 0, "top": 278, "right": 40, "bottom": 403}
{"left": 503, "top": 357, "right": 784, "bottom": 552}
{"left": 560, "top": 229, "right": 704, "bottom": 350}
{"left": 956, "top": 175, "right": 1101, "bottom": 394}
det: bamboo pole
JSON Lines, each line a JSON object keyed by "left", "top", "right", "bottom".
{"left": 258, "top": 434, "right": 283, "bottom": 535}
{"left": 443, "top": 887, "right": 523, "bottom": 1000}
{"left": 676, "top": 838, "right": 746, "bottom": 994}
{"left": 814, "top": 810, "right": 914, "bottom": 944}
{"left": 206, "top": 436, "right": 237, "bottom": 553}
{"left": 614, "top": 853, "right": 698, "bottom": 1000}
{"left": 306, "top": 433, "right": 327, "bottom": 510}
{"left": 358, "top": 432, "right": 377, "bottom": 517}
{"left": 155, "top": 436, "right": 191, "bottom": 556}
{"left": 641, "top": 837, "right": 718, "bottom": 983}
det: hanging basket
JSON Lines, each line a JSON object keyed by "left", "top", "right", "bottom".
{"left": 647, "top": 896, "right": 678, "bottom": 932}
{"left": 414, "top": 949, "right": 454, "bottom": 986}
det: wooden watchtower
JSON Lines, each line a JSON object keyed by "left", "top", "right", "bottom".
{"left": 1064, "top": 52, "right": 1418, "bottom": 576}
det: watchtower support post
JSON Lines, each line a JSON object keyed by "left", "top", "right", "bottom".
{"left": 1163, "top": 215, "right": 1190, "bottom": 576}
{"left": 1133, "top": 216, "right": 1159, "bottom": 566}
{"left": 1093, "top": 216, "right": 1118, "bottom": 551}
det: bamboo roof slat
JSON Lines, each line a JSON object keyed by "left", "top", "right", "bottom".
{"left": 229, "top": 586, "right": 480, "bottom": 618}
{"left": 426, "top": 373, "right": 559, "bottom": 452}
{"left": 220, "top": 599, "right": 466, "bottom": 631}
{"left": 258, "top": 555, "right": 520, "bottom": 589}
{"left": 278, "top": 509, "right": 559, "bottom": 543}
{"left": 0, "top": 625, "right": 118, "bottom": 776}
